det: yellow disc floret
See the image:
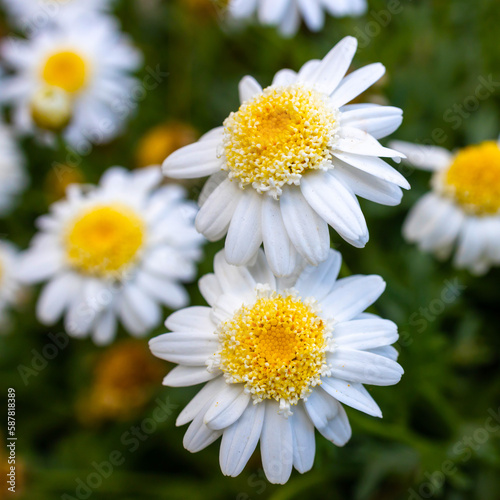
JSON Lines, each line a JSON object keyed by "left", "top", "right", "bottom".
{"left": 42, "top": 51, "right": 88, "bottom": 93}
{"left": 223, "top": 84, "right": 339, "bottom": 198}
{"left": 212, "top": 286, "right": 333, "bottom": 416}
{"left": 441, "top": 141, "right": 500, "bottom": 215}
{"left": 65, "top": 204, "right": 145, "bottom": 279}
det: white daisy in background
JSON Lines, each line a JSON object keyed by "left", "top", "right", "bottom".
{"left": 164, "top": 37, "right": 409, "bottom": 277}
{"left": 1, "top": 0, "right": 114, "bottom": 35}
{"left": 0, "top": 122, "right": 27, "bottom": 216}
{"left": 0, "top": 241, "right": 23, "bottom": 330}
{"left": 227, "top": 0, "right": 367, "bottom": 37}
{"left": 18, "top": 167, "right": 205, "bottom": 345}
{"left": 0, "top": 14, "right": 142, "bottom": 150}
{"left": 150, "top": 249, "right": 403, "bottom": 484}
{"left": 392, "top": 138, "right": 500, "bottom": 275}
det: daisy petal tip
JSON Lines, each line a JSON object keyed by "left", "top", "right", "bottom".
{"left": 340, "top": 35, "right": 358, "bottom": 51}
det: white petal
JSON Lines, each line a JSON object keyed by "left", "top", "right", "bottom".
{"left": 92, "top": 309, "right": 117, "bottom": 346}
{"left": 260, "top": 402, "right": 293, "bottom": 485}
{"left": 36, "top": 272, "right": 81, "bottom": 325}
{"left": 163, "top": 139, "right": 223, "bottom": 179}
{"left": 301, "top": 170, "right": 368, "bottom": 247}
{"left": 183, "top": 400, "right": 223, "bottom": 453}
{"left": 322, "top": 275, "right": 386, "bottom": 323}
{"left": 277, "top": 2, "right": 301, "bottom": 37}
{"left": 220, "top": 401, "right": 265, "bottom": 477}
{"left": 122, "top": 283, "right": 161, "bottom": 330}
{"left": 258, "top": 0, "right": 290, "bottom": 24}
{"left": 196, "top": 178, "right": 241, "bottom": 242}
{"left": 317, "top": 404, "right": 352, "bottom": 446}
{"left": 295, "top": 249, "right": 342, "bottom": 300}
{"left": 328, "top": 348, "right": 404, "bottom": 386}
{"left": 320, "top": 379, "right": 382, "bottom": 417}
{"left": 297, "top": 0, "right": 325, "bottom": 31}
{"left": 415, "top": 200, "right": 464, "bottom": 253}
{"left": 389, "top": 141, "right": 452, "bottom": 171}
{"left": 332, "top": 161, "right": 404, "bottom": 206}
{"left": 198, "top": 274, "right": 223, "bottom": 307}
{"left": 136, "top": 271, "right": 189, "bottom": 310}
{"left": 334, "top": 318, "right": 399, "bottom": 350}
{"left": 280, "top": 187, "right": 330, "bottom": 266}
{"left": 163, "top": 365, "right": 218, "bottom": 387}
{"left": 213, "top": 250, "right": 257, "bottom": 297}
{"left": 166, "top": 306, "right": 215, "bottom": 333}
{"left": 334, "top": 128, "right": 406, "bottom": 163}
{"left": 291, "top": 403, "right": 316, "bottom": 473}
{"left": 330, "top": 63, "right": 386, "bottom": 108}
{"left": 18, "top": 248, "right": 63, "bottom": 283}
{"left": 341, "top": 105, "right": 403, "bottom": 140}
{"left": 176, "top": 378, "right": 226, "bottom": 426}
{"left": 149, "top": 331, "right": 217, "bottom": 366}
{"left": 117, "top": 296, "right": 148, "bottom": 337}
{"left": 239, "top": 75, "right": 262, "bottom": 103}
{"left": 225, "top": 190, "right": 263, "bottom": 266}
{"left": 368, "top": 346, "right": 399, "bottom": 361}
{"left": 454, "top": 218, "right": 485, "bottom": 270}
{"left": 247, "top": 249, "right": 277, "bottom": 287}
{"left": 304, "top": 388, "right": 340, "bottom": 429}
{"left": 297, "top": 59, "right": 321, "bottom": 81}
{"left": 204, "top": 384, "right": 251, "bottom": 430}
{"left": 272, "top": 68, "right": 297, "bottom": 86}
{"left": 261, "top": 195, "right": 298, "bottom": 277}
{"left": 299, "top": 36, "right": 357, "bottom": 95}
{"left": 65, "top": 292, "right": 95, "bottom": 338}
{"left": 403, "top": 193, "right": 443, "bottom": 242}
{"left": 199, "top": 171, "right": 227, "bottom": 207}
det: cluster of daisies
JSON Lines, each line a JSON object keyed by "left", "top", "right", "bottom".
{"left": 1, "top": 0, "right": 499, "bottom": 487}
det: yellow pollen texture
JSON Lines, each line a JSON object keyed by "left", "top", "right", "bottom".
{"left": 65, "top": 205, "right": 145, "bottom": 278}
{"left": 42, "top": 51, "right": 87, "bottom": 93}
{"left": 444, "top": 141, "right": 500, "bottom": 215}
{"left": 216, "top": 290, "right": 331, "bottom": 409}
{"left": 223, "top": 84, "right": 338, "bottom": 196}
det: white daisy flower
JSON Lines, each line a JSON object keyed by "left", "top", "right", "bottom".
{"left": 1, "top": 0, "right": 113, "bottom": 35}
{"left": 163, "top": 37, "right": 409, "bottom": 277}
{"left": 17, "top": 167, "right": 205, "bottom": 345}
{"left": 392, "top": 138, "right": 500, "bottom": 275}
{"left": 0, "top": 240, "right": 23, "bottom": 329}
{"left": 0, "top": 122, "right": 27, "bottom": 216}
{"left": 228, "top": 0, "right": 367, "bottom": 37}
{"left": 0, "top": 14, "right": 142, "bottom": 150}
{"left": 150, "top": 248, "right": 403, "bottom": 484}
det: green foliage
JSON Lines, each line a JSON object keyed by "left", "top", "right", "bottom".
{"left": 1, "top": 0, "right": 500, "bottom": 499}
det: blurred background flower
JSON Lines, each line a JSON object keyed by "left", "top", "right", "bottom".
{"left": 0, "top": 0, "right": 500, "bottom": 498}
{"left": 79, "top": 339, "right": 165, "bottom": 423}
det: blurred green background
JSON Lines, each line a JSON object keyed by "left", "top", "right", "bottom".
{"left": 1, "top": 0, "right": 500, "bottom": 498}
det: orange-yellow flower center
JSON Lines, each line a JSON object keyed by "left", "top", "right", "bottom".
{"left": 442, "top": 141, "right": 500, "bottom": 215}
{"left": 213, "top": 287, "right": 332, "bottom": 415}
{"left": 223, "top": 84, "right": 338, "bottom": 198}
{"left": 42, "top": 51, "right": 87, "bottom": 93}
{"left": 65, "top": 205, "right": 145, "bottom": 279}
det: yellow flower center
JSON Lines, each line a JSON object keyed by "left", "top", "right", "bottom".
{"left": 223, "top": 84, "right": 338, "bottom": 198}
{"left": 42, "top": 51, "right": 87, "bottom": 93}
{"left": 65, "top": 205, "right": 145, "bottom": 279}
{"left": 213, "top": 287, "right": 332, "bottom": 415}
{"left": 442, "top": 141, "right": 500, "bottom": 216}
